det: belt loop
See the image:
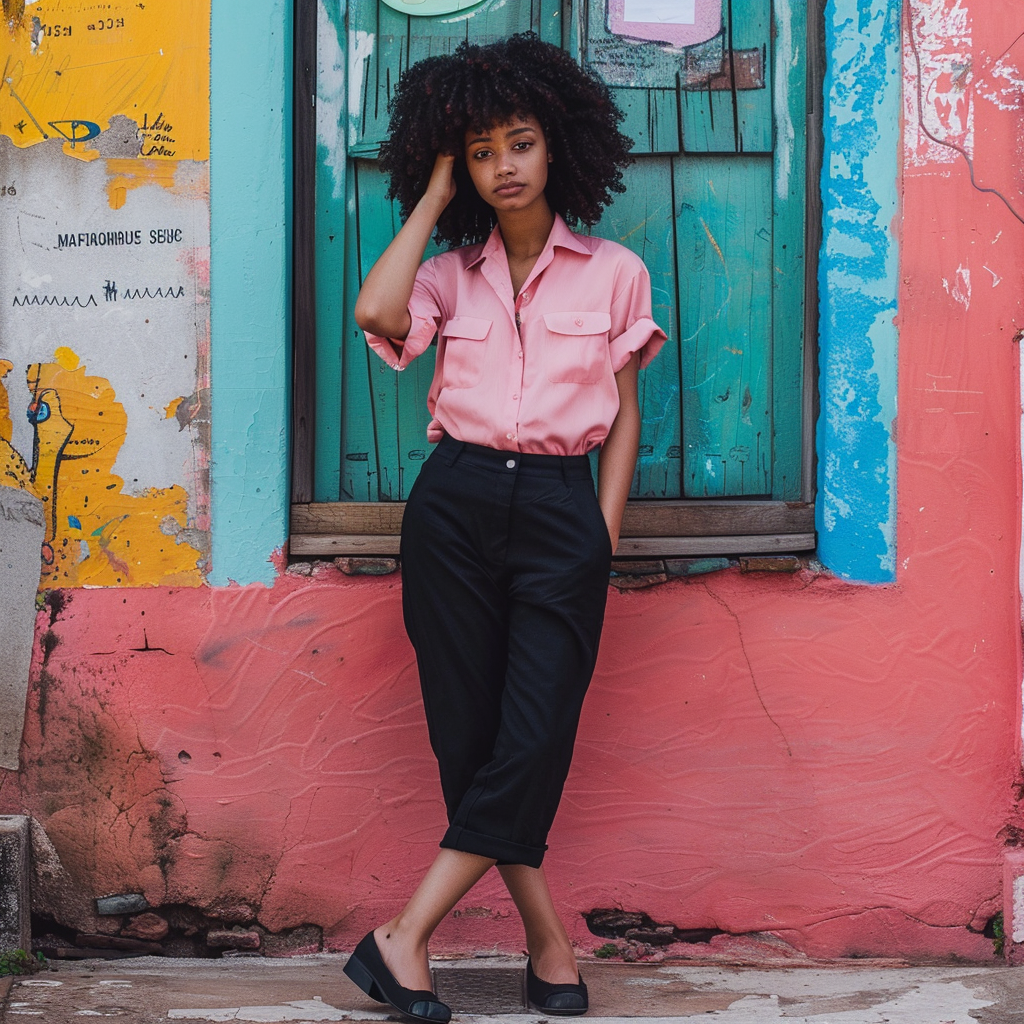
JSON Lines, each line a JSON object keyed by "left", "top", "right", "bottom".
{"left": 559, "top": 456, "right": 570, "bottom": 486}
{"left": 438, "top": 435, "right": 465, "bottom": 466}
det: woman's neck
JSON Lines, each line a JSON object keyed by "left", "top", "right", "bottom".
{"left": 496, "top": 200, "right": 556, "bottom": 264}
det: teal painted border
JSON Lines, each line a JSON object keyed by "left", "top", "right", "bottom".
{"left": 210, "top": 0, "right": 293, "bottom": 585}
{"left": 816, "top": 0, "right": 900, "bottom": 582}
{"left": 314, "top": 0, "right": 347, "bottom": 502}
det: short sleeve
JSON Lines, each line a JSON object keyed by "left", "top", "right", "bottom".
{"left": 364, "top": 259, "right": 443, "bottom": 371}
{"left": 607, "top": 264, "right": 667, "bottom": 373}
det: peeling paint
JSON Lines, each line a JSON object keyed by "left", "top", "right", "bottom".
{"left": 347, "top": 30, "right": 375, "bottom": 151}
{"left": 105, "top": 158, "right": 179, "bottom": 210}
{"left": 904, "top": 0, "right": 973, "bottom": 167}
{"left": 0, "top": 141, "right": 211, "bottom": 575}
{"left": 773, "top": 0, "right": 796, "bottom": 202}
{"left": 316, "top": 0, "right": 346, "bottom": 201}
{"left": 817, "top": 0, "right": 900, "bottom": 582}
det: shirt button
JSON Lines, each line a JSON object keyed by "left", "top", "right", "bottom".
{"left": 506, "top": 432, "right": 514, "bottom": 440}
{"left": 517, "top": 352, "right": 523, "bottom": 359}
{"left": 574, "top": 316, "right": 584, "bottom": 326}
{"left": 513, "top": 394, "right": 519, "bottom": 400}
{"left": 506, "top": 459, "right": 516, "bottom": 469}
{"left": 521, "top": 292, "right": 531, "bottom": 304}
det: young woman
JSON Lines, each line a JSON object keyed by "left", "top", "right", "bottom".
{"left": 344, "top": 33, "right": 666, "bottom": 1022}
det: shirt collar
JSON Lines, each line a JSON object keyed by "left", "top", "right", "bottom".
{"left": 461, "top": 213, "right": 593, "bottom": 270}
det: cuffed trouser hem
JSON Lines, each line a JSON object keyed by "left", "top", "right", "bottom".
{"left": 440, "top": 825, "right": 547, "bottom": 868}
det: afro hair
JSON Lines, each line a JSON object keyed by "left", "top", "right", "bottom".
{"left": 378, "top": 33, "right": 633, "bottom": 249}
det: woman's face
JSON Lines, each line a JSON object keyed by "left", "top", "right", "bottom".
{"left": 463, "top": 114, "right": 551, "bottom": 213}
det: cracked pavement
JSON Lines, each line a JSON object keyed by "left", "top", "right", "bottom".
{"left": 3, "top": 956, "right": 1024, "bottom": 1023}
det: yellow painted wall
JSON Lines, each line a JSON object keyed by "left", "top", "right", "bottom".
{"left": 1, "top": 0, "right": 209, "bottom": 160}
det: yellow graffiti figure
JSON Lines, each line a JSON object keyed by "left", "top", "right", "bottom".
{"left": 0, "top": 354, "right": 202, "bottom": 589}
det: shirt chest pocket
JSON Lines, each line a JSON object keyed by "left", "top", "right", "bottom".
{"left": 440, "top": 316, "right": 492, "bottom": 389}
{"left": 542, "top": 311, "right": 612, "bottom": 385}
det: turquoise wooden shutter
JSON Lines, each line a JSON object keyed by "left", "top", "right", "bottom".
{"left": 313, "top": 0, "right": 807, "bottom": 508}
{"left": 583, "top": 0, "right": 806, "bottom": 500}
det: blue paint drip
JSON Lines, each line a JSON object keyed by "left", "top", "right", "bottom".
{"left": 209, "top": 0, "right": 292, "bottom": 586}
{"left": 817, "top": 0, "right": 901, "bottom": 583}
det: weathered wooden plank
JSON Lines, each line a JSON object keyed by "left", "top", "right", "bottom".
{"left": 614, "top": 533, "right": 815, "bottom": 556}
{"left": 594, "top": 158, "right": 681, "bottom": 498}
{"left": 349, "top": 2, "right": 407, "bottom": 157}
{"left": 340, "top": 165, "right": 381, "bottom": 501}
{"left": 680, "top": 0, "right": 772, "bottom": 153}
{"left": 313, "top": 0, "right": 347, "bottom": 501}
{"left": 290, "top": 531, "right": 816, "bottom": 557}
{"left": 611, "top": 87, "right": 680, "bottom": 154}
{"left": 353, "top": 162, "right": 405, "bottom": 500}
{"left": 674, "top": 155, "right": 773, "bottom": 498}
{"left": 291, "top": 500, "right": 814, "bottom": 537}
{"left": 803, "top": 0, "right": 826, "bottom": 504}
{"left": 350, "top": 161, "right": 436, "bottom": 500}
{"left": 291, "top": 534, "right": 403, "bottom": 556}
{"left": 539, "top": 0, "right": 562, "bottom": 45}
{"left": 770, "top": 0, "right": 808, "bottom": 500}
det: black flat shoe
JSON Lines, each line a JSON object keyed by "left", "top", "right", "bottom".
{"left": 526, "top": 958, "right": 589, "bottom": 1016}
{"left": 344, "top": 931, "right": 452, "bottom": 1023}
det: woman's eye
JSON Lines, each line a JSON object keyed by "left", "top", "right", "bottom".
{"left": 472, "top": 149, "right": 491, "bottom": 159}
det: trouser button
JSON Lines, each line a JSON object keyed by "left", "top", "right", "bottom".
{"left": 506, "top": 459, "right": 516, "bottom": 469}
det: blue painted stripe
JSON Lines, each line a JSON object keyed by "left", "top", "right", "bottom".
{"left": 817, "top": 0, "right": 901, "bottom": 583}
{"left": 210, "top": 0, "right": 293, "bottom": 586}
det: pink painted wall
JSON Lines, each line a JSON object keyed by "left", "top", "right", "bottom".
{"left": 2, "top": 0, "right": 1024, "bottom": 964}
{"left": 2, "top": 512, "right": 1021, "bottom": 960}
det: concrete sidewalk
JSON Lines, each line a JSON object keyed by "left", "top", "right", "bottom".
{"left": 3, "top": 956, "right": 1024, "bottom": 1023}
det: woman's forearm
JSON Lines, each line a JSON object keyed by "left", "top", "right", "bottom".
{"left": 597, "top": 353, "right": 641, "bottom": 554}
{"left": 354, "top": 155, "right": 455, "bottom": 340}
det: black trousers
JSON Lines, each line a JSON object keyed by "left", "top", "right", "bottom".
{"left": 400, "top": 434, "right": 612, "bottom": 867}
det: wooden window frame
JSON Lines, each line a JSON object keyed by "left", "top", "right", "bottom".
{"left": 289, "top": 0, "right": 824, "bottom": 559}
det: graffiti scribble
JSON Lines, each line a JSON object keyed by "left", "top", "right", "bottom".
{"left": 121, "top": 285, "right": 186, "bottom": 300}
{"left": 12, "top": 293, "right": 98, "bottom": 307}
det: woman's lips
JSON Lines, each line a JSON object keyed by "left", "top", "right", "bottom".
{"left": 494, "top": 182, "right": 526, "bottom": 195}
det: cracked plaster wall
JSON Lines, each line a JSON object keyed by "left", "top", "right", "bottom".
{"left": 0, "top": 530, "right": 1018, "bottom": 959}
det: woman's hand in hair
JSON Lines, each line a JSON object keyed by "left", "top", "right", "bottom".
{"left": 355, "top": 156, "right": 454, "bottom": 341}
{"left": 424, "top": 153, "right": 457, "bottom": 211}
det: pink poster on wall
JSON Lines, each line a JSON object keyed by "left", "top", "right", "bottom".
{"left": 607, "top": 0, "right": 722, "bottom": 48}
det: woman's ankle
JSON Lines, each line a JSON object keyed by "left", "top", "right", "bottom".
{"left": 375, "top": 918, "right": 426, "bottom": 949}
{"left": 373, "top": 919, "right": 433, "bottom": 990}
{"left": 528, "top": 937, "right": 579, "bottom": 984}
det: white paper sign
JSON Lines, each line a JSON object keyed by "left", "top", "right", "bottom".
{"left": 623, "top": 0, "right": 696, "bottom": 24}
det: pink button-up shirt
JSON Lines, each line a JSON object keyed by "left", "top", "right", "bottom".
{"left": 365, "top": 215, "right": 667, "bottom": 456}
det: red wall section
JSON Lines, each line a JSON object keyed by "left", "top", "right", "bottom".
{"left": 1, "top": 512, "right": 1020, "bottom": 960}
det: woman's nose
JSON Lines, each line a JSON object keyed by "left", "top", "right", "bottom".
{"left": 497, "top": 150, "right": 515, "bottom": 175}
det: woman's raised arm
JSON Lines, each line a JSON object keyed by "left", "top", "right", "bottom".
{"left": 354, "top": 154, "right": 456, "bottom": 341}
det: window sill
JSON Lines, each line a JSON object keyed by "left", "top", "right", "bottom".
{"left": 289, "top": 501, "right": 815, "bottom": 558}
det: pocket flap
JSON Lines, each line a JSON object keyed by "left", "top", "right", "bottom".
{"left": 543, "top": 311, "right": 612, "bottom": 336}
{"left": 441, "top": 316, "right": 492, "bottom": 341}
